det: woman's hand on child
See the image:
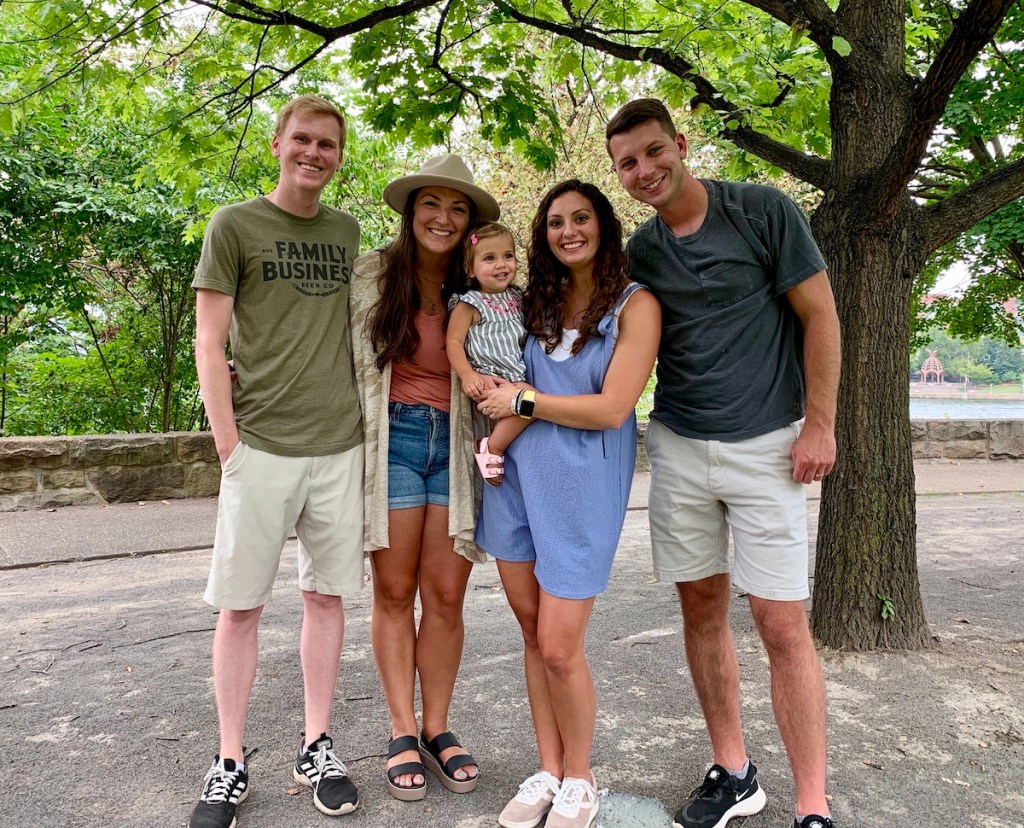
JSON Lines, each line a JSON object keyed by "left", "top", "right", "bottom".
{"left": 478, "top": 383, "right": 527, "bottom": 419}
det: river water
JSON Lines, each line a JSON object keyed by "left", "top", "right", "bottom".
{"left": 910, "top": 397, "right": 1024, "bottom": 419}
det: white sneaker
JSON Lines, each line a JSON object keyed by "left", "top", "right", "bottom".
{"left": 545, "top": 775, "right": 599, "bottom": 828}
{"left": 498, "top": 770, "right": 561, "bottom": 828}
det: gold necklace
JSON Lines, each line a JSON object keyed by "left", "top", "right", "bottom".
{"left": 418, "top": 273, "right": 445, "bottom": 315}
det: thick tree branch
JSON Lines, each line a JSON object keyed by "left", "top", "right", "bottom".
{"left": 186, "top": 0, "right": 300, "bottom": 30}
{"left": 8, "top": 0, "right": 444, "bottom": 106}
{"left": 152, "top": 2, "right": 447, "bottom": 128}
{"left": 919, "top": 157, "right": 1024, "bottom": 253}
{"left": 881, "top": 0, "right": 1015, "bottom": 189}
{"left": 742, "top": 0, "right": 838, "bottom": 38}
{"left": 186, "top": 0, "right": 443, "bottom": 39}
{"left": 722, "top": 125, "right": 831, "bottom": 187}
{"left": 496, "top": 1, "right": 830, "bottom": 187}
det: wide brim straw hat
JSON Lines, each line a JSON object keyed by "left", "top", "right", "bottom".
{"left": 383, "top": 154, "right": 500, "bottom": 221}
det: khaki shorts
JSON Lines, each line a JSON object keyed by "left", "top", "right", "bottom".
{"left": 646, "top": 418, "right": 809, "bottom": 601}
{"left": 205, "top": 442, "right": 365, "bottom": 610}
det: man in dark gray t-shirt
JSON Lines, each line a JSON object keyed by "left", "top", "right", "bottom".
{"left": 607, "top": 99, "right": 841, "bottom": 828}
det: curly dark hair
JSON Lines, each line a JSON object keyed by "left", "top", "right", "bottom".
{"left": 367, "top": 190, "right": 476, "bottom": 371}
{"left": 524, "top": 180, "right": 629, "bottom": 355}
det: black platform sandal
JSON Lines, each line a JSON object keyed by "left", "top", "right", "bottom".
{"left": 419, "top": 731, "right": 479, "bottom": 794}
{"left": 386, "top": 735, "right": 427, "bottom": 801}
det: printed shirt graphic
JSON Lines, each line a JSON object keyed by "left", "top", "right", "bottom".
{"left": 192, "top": 197, "right": 363, "bottom": 456}
{"left": 452, "top": 286, "right": 527, "bottom": 382}
{"left": 261, "top": 239, "right": 353, "bottom": 296}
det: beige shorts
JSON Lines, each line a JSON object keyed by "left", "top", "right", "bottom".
{"left": 645, "top": 418, "right": 809, "bottom": 601}
{"left": 205, "top": 442, "right": 365, "bottom": 610}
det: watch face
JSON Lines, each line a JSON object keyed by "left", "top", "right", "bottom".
{"left": 520, "top": 397, "right": 535, "bottom": 418}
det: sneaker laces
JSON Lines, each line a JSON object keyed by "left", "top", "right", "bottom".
{"left": 201, "top": 764, "right": 240, "bottom": 804}
{"left": 310, "top": 740, "right": 350, "bottom": 780}
{"left": 551, "top": 776, "right": 596, "bottom": 817}
{"left": 689, "top": 766, "right": 730, "bottom": 800}
{"left": 515, "top": 770, "right": 560, "bottom": 804}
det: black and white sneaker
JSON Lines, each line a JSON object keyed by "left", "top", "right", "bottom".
{"left": 189, "top": 756, "right": 249, "bottom": 828}
{"left": 672, "top": 761, "right": 767, "bottom": 828}
{"left": 795, "top": 816, "right": 834, "bottom": 828}
{"left": 293, "top": 733, "right": 359, "bottom": 816}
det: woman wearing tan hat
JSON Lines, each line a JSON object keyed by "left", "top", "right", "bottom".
{"left": 350, "top": 155, "right": 499, "bottom": 802}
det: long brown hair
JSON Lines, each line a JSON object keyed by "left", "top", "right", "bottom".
{"left": 524, "top": 180, "right": 629, "bottom": 355}
{"left": 367, "top": 190, "right": 476, "bottom": 370}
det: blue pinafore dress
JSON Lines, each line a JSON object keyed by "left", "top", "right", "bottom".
{"left": 475, "top": 283, "right": 645, "bottom": 599}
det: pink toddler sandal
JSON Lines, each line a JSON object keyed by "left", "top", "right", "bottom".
{"left": 473, "top": 437, "right": 504, "bottom": 487}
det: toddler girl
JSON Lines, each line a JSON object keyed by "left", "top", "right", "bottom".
{"left": 446, "top": 221, "right": 529, "bottom": 485}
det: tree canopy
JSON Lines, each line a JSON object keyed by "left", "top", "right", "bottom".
{"left": 2, "top": 0, "right": 1023, "bottom": 649}
{"left": 5, "top": 0, "right": 1021, "bottom": 310}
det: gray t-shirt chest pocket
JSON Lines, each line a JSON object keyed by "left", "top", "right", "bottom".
{"left": 698, "top": 261, "right": 757, "bottom": 307}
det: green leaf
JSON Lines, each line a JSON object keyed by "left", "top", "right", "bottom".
{"left": 0, "top": 107, "right": 14, "bottom": 134}
{"left": 832, "top": 36, "right": 853, "bottom": 57}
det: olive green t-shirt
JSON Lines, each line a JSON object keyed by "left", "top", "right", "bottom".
{"left": 192, "top": 196, "right": 363, "bottom": 456}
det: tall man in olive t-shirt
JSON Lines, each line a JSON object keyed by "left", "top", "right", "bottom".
{"left": 607, "top": 99, "right": 841, "bottom": 828}
{"left": 189, "top": 95, "right": 364, "bottom": 828}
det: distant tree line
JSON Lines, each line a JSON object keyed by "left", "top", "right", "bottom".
{"left": 912, "top": 328, "right": 1024, "bottom": 385}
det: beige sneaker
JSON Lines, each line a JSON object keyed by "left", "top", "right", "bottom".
{"left": 545, "top": 775, "right": 598, "bottom": 828}
{"left": 498, "top": 770, "right": 561, "bottom": 828}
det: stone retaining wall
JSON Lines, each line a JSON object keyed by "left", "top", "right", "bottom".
{"left": 1, "top": 420, "right": 1022, "bottom": 510}
{"left": 0, "top": 434, "right": 220, "bottom": 511}
{"left": 910, "top": 419, "right": 1024, "bottom": 461}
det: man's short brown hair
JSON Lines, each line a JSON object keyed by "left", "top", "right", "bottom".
{"left": 275, "top": 95, "right": 347, "bottom": 152}
{"left": 605, "top": 99, "right": 678, "bottom": 156}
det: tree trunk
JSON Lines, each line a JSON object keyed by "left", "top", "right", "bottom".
{"left": 810, "top": 196, "right": 934, "bottom": 649}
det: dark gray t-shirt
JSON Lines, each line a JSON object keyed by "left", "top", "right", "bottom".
{"left": 627, "top": 179, "right": 827, "bottom": 440}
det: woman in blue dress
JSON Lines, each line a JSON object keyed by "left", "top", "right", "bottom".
{"left": 476, "top": 180, "right": 661, "bottom": 828}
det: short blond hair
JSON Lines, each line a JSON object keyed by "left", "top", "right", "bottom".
{"left": 275, "top": 95, "right": 347, "bottom": 151}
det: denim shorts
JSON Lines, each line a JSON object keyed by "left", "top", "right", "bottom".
{"left": 387, "top": 402, "right": 450, "bottom": 509}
